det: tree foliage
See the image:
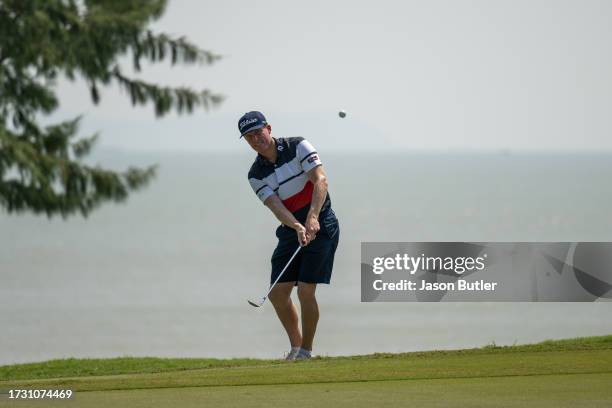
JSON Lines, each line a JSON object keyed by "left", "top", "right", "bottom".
{"left": 0, "top": 0, "right": 223, "bottom": 217}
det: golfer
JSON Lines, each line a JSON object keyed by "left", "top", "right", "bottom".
{"left": 240, "top": 111, "right": 340, "bottom": 360}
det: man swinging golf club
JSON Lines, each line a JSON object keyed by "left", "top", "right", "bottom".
{"left": 240, "top": 111, "right": 340, "bottom": 360}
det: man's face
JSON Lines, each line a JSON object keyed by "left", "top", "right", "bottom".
{"left": 243, "top": 124, "right": 273, "bottom": 153}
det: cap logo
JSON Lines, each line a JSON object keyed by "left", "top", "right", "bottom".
{"left": 240, "top": 118, "right": 259, "bottom": 129}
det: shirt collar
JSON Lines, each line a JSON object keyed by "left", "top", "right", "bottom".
{"left": 256, "top": 137, "right": 280, "bottom": 167}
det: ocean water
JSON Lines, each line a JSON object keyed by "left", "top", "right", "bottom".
{"left": 1, "top": 151, "right": 611, "bottom": 365}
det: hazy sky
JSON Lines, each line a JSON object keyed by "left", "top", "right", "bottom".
{"left": 50, "top": 0, "right": 612, "bottom": 152}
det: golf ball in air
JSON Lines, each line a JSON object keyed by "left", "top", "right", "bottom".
{"left": 338, "top": 110, "right": 346, "bottom": 118}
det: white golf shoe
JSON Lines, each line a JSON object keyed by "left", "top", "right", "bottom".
{"left": 295, "top": 348, "right": 312, "bottom": 360}
{"left": 284, "top": 347, "right": 300, "bottom": 361}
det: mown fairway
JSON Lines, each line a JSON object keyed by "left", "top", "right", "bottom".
{"left": 1, "top": 335, "right": 611, "bottom": 407}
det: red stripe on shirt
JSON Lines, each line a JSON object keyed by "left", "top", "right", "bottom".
{"left": 282, "top": 181, "right": 313, "bottom": 212}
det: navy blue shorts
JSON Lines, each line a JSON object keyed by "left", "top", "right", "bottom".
{"left": 271, "top": 209, "right": 340, "bottom": 285}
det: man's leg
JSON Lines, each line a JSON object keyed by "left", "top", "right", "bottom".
{"left": 268, "top": 282, "right": 302, "bottom": 348}
{"left": 297, "top": 282, "right": 318, "bottom": 351}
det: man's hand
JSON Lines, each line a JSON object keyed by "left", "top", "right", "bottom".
{"left": 295, "top": 223, "right": 309, "bottom": 246}
{"left": 304, "top": 213, "right": 320, "bottom": 244}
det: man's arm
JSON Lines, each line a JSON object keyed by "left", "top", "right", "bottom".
{"left": 304, "top": 165, "right": 328, "bottom": 239}
{"left": 264, "top": 194, "right": 308, "bottom": 246}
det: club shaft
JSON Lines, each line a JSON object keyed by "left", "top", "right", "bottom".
{"left": 264, "top": 245, "right": 302, "bottom": 299}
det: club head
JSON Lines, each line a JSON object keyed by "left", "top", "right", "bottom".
{"left": 248, "top": 297, "right": 267, "bottom": 308}
{"left": 247, "top": 299, "right": 261, "bottom": 307}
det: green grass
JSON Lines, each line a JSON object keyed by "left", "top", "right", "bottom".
{"left": 1, "top": 335, "right": 611, "bottom": 408}
{"left": 2, "top": 334, "right": 611, "bottom": 382}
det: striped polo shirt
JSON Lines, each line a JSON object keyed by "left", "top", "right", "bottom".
{"left": 248, "top": 137, "right": 331, "bottom": 222}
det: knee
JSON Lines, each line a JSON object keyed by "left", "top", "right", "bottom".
{"left": 297, "top": 285, "right": 316, "bottom": 303}
{"left": 269, "top": 287, "right": 290, "bottom": 305}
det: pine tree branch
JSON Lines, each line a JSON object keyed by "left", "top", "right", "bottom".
{"left": 0, "top": 68, "right": 59, "bottom": 118}
{"left": 134, "top": 31, "right": 222, "bottom": 68}
{"left": 0, "top": 123, "right": 157, "bottom": 217}
{"left": 112, "top": 68, "right": 224, "bottom": 116}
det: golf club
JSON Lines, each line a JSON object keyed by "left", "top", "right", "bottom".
{"left": 248, "top": 245, "right": 302, "bottom": 307}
